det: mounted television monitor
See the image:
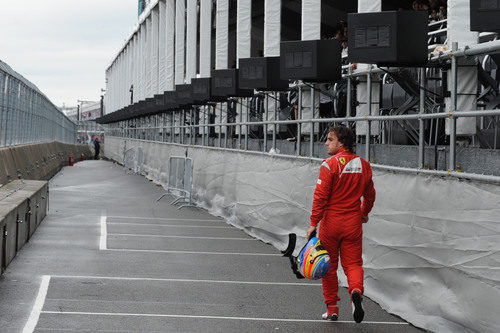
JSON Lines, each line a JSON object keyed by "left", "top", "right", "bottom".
{"left": 175, "top": 84, "right": 193, "bottom": 107}
{"left": 212, "top": 69, "right": 254, "bottom": 97}
{"left": 280, "top": 39, "right": 342, "bottom": 82}
{"left": 239, "top": 57, "right": 289, "bottom": 91}
{"left": 348, "top": 11, "right": 428, "bottom": 66}
{"left": 470, "top": 0, "right": 500, "bottom": 32}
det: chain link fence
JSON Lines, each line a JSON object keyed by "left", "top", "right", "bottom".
{"left": 0, "top": 60, "right": 77, "bottom": 147}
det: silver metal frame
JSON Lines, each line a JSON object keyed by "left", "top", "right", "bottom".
{"left": 0, "top": 67, "right": 77, "bottom": 147}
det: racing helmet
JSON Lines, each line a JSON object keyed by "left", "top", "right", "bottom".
{"left": 297, "top": 237, "right": 331, "bottom": 280}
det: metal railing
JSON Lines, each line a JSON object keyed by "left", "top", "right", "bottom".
{"left": 104, "top": 40, "right": 500, "bottom": 183}
{"left": 0, "top": 62, "right": 77, "bottom": 147}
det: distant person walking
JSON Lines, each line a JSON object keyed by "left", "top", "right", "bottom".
{"left": 93, "top": 137, "right": 101, "bottom": 160}
{"left": 307, "top": 125, "right": 376, "bottom": 323}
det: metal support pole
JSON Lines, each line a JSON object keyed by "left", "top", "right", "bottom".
{"left": 224, "top": 103, "right": 228, "bottom": 148}
{"left": 310, "top": 85, "right": 315, "bottom": 157}
{"left": 245, "top": 98, "right": 249, "bottom": 150}
{"left": 347, "top": 67, "right": 352, "bottom": 121}
{"left": 366, "top": 66, "right": 372, "bottom": 162}
{"left": 297, "top": 86, "right": 302, "bottom": 156}
{"left": 264, "top": 93, "right": 268, "bottom": 152}
{"left": 190, "top": 108, "right": 194, "bottom": 145}
{"left": 238, "top": 99, "right": 242, "bottom": 148}
{"left": 170, "top": 112, "right": 173, "bottom": 143}
{"left": 181, "top": 110, "right": 185, "bottom": 144}
{"left": 418, "top": 67, "right": 426, "bottom": 168}
{"left": 449, "top": 42, "right": 458, "bottom": 172}
{"left": 218, "top": 104, "right": 222, "bottom": 148}
{"left": 273, "top": 92, "right": 277, "bottom": 150}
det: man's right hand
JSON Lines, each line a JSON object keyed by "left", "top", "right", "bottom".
{"left": 361, "top": 215, "right": 369, "bottom": 223}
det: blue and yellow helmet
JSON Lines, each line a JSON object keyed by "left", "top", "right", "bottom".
{"left": 297, "top": 237, "right": 331, "bottom": 280}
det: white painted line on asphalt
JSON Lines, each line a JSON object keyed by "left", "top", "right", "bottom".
{"left": 104, "top": 248, "right": 280, "bottom": 256}
{"left": 99, "top": 215, "right": 107, "bottom": 250}
{"left": 23, "top": 275, "right": 51, "bottom": 333}
{"left": 108, "top": 215, "right": 222, "bottom": 222}
{"left": 40, "top": 311, "right": 409, "bottom": 325}
{"left": 107, "top": 222, "right": 231, "bottom": 228}
{"left": 49, "top": 274, "right": 322, "bottom": 286}
{"left": 108, "top": 233, "right": 257, "bottom": 241}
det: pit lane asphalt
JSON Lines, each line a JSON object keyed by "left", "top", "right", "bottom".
{"left": 0, "top": 160, "right": 424, "bottom": 332}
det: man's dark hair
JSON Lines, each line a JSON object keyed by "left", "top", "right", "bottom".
{"left": 329, "top": 125, "right": 356, "bottom": 152}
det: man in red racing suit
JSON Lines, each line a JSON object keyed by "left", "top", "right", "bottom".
{"left": 307, "top": 126, "right": 375, "bottom": 323}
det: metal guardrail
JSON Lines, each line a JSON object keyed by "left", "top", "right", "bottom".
{"left": 105, "top": 40, "right": 500, "bottom": 184}
{"left": 156, "top": 156, "right": 195, "bottom": 209}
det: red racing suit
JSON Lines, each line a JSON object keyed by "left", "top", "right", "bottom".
{"left": 310, "top": 147, "right": 375, "bottom": 306}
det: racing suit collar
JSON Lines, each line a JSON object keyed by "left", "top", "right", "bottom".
{"left": 335, "top": 147, "right": 350, "bottom": 156}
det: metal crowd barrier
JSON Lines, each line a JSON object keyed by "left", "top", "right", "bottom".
{"left": 156, "top": 156, "right": 195, "bottom": 209}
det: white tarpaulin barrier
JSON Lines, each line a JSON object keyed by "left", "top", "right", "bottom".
{"left": 356, "top": 76, "right": 381, "bottom": 136}
{"left": 175, "top": 0, "right": 186, "bottom": 85}
{"left": 302, "top": 0, "right": 320, "bottom": 41}
{"left": 216, "top": 0, "right": 229, "bottom": 70}
{"left": 186, "top": 0, "right": 197, "bottom": 82}
{"left": 146, "top": 16, "right": 153, "bottom": 98}
{"left": 151, "top": 7, "right": 160, "bottom": 95}
{"left": 358, "top": 0, "right": 381, "bottom": 13}
{"left": 105, "top": 136, "right": 500, "bottom": 333}
{"left": 165, "top": 0, "right": 175, "bottom": 90}
{"left": 264, "top": 0, "right": 280, "bottom": 57}
{"left": 446, "top": 0, "right": 479, "bottom": 135}
{"left": 158, "top": 0, "right": 167, "bottom": 92}
{"left": 237, "top": 0, "right": 251, "bottom": 67}
{"left": 200, "top": 0, "right": 212, "bottom": 78}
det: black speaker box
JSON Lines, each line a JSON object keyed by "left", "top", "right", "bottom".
{"left": 212, "top": 69, "right": 254, "bottom": 97}
{"left": 280, "top": 39, "right": 342, "bottom": 82}
{"left": 191, "top": 78, "right": 212, "bottom": 104}
{"left": 470, "top": 0, "right": 500, "bottom": 32}
{"left": 163, "top": 91, "right": 178, "bottom": 110}
{"left": 239, "top": 57, "right": 289, "bottom": 91}
{"left": 175, "top": 84, "right": 193, "bottom": 107}
{"left": 348, "top": 11, "right": 428, "bottom": 66}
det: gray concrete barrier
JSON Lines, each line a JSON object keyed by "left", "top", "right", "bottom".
{"left": 0, "top": 142, "right": 92, "bottom": 185}
{"left": 0, "top": 180, "right": 48, "bottom": 275}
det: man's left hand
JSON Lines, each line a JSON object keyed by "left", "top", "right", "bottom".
{"left": 306, "top": 226, "right": 316, "bottom": 239}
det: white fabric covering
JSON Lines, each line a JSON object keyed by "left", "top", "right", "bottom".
{"left": 158, "top": 1, "right": 167, "bottom": 92}
{"left": 145, "top": 16, "right": 153, "bottom": 98}
{"left": 186, "top": 0, "right": 198, "bottom": 82}
{"left": 446, "top": 0, "right": 479, "bottom": 135}
{"left": 237, "top": 0, "right": 252, "bottom": 67}
{"left": 175, "top": 0, "right": 186, "bottom": 85}
{"left": 358, "top": 0, "right": 381, "bottom": 13}
{"left": 300, "top": 88, "right": 320, "bottom": 135}
{"left": 200, "top": 0, "right": 212, "bottom": 77}
{"left": 216, "top": 0, "right": 229, "bottom": 70}
{"left": 264, "top": 0, "right": 281, "bottom": 57}
{"left": 165, "top": 0, "right": 175, "bottom": 90}
{"left": 301, "top": 0, "right": 321, "bottom": 40}
{"left": 151, "top": 8, "right": 160, "bottom": 95}
{"left": 356, "top": 76, "right": 381, "bottom": 136}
